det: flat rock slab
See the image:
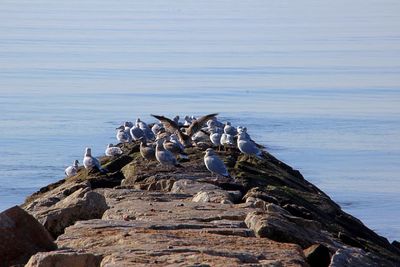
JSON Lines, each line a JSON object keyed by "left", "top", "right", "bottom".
{"left": 57, "top": 219, "right": 306, "bottom": 267}
{"left": 100, "top": 189, "right": 252, "bottom": 224}
{"left": 55, "top": 188, "right": 306, "bottom": 266}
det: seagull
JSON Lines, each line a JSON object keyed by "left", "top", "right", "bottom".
{"left": 207, "top": 117, "right": 224, "bottom": 128}
{"left": 224, "top": 122, "right": 237, "bottom": 136}
{"left": 220, "top": 133, "right": 235, "bottom": 149}
{"left": 139, "top": 137, "right": 156, "bottom": 161}
{"left": 237, "top": 132, "right": 263, "bottom": 159}
{"left": 137, "top": 118, "right": 155, "bottom": 141}
{"left": 183, "top": 115, "right": 192, "bottom": 126}
{"left": 124, "top": 121, "right": 133, "bottom": 132}
{"left": 237, "top": 126, "right": 251, "bottom": 140}
{"left": 163, "top": 136, "right": 188, "bottom": 159}
{"left": 65, "top": 160, "right": 79, "bottom": 177}
{"left": 173, "top": 115, "right": 180, "bottom": 125}
{"left": 151, "top": 113, "right": 218, "bottom": 147}
{"left": 209, "top": 128, "right": 222, "bottom": 150}
{"left": 116, "top": 126, "right": 131, "bottom": 143}
{"left": 83, "top": 147, "right": 105, "bottom": 172}
{"left": 155, "top": 139, "right": 181, "bottom": 168}
{"left": 191, "top": 131, "right": 209, "bottom": 143}
{"left": 204, "top": 148, "right": 230, "bottom": 178}
{"left": 170, "top": 133, "right": 185, "bottom": 151}
{"left": 130, "top": 121, "right": 145, "bottom": 141}
{"left": 151, "top": 123, "right": 163, "bottom": 135}
{"left": 105, "top": 143, "right": 123, "bottom": 157}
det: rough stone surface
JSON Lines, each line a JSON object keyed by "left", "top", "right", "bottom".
{"left": 329, "top": 247, "right": 394, "bottom": 267}
{"left": 0, "top": 206, "right": 56, "bottom": 267}
{"left": 52, "top": 188, "right": 306, "bottom": 266}
{"left": 192, "top": 189, "right": 234, "bottom": 204}
{"left": 25, "top": 250, "right": 102, "bottom": 267}
{"left": 171, "top": 179, "right": 221, "bottom": 195}
{"left": 26, "top": 187, "right": 108, "bottom": 238}
{"left": 245, "top": 210, "right": 336, "bottom": 249}
{"left": 392, "top": 240, "right": 400, "bottom": 250}
{"left": 303, "top": 244, "right": 331, "bottom": 267}
{"left": 57, "top": 219, "right": 306, "bottom": 267}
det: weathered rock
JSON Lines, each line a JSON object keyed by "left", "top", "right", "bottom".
{"left": 101, "top": 189, "right": 252, "bottom": 224}
{"left": 392, "top": 240, "right": 400, "bottom": 250}
{"left": 77, "top": 189, "right": 306, "bottom": 265}
{"left": 227, "top": 190, "right": 243, "bottom": 203}
{"left": 303, "top": 244, "right": 331, "bottom": 267}
{"left": 25, "top": 250, "right": 102, "bottom": 267}
{"left": 243, "top": 187, "right": 279, "bottom": 205}
{"left": 245, "top": 210, "right": 336, "bottom": 249}
{"left": 29, "top": 188, "right": 108, "bottom": 237}
{"left": 0, "top": 206, "right": 56, "bottom": 267}
{"left": 171, "top": 179, "right": 221, "bottom": 195}
{"left": 329, "top": 247, "right": 395, "bottom": 267}
{"left": 23, "top": 182, "right": 90, "bottom": 211}
{"left": 246, "top": 185, "right": 400, "bottom": 262}
{"left": 57, "top": 219, "right": 307, "bottom": 266}
{"left": 192, "top": 190, "right": 234, "bottom": 204}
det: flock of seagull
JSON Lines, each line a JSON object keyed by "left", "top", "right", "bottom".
{"left": 64, "top": 113, "right": 264, "bottom": 180}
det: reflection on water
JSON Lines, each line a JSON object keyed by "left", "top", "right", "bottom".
{"left": 0, "top": 0, "right": 399, "bottom": 241}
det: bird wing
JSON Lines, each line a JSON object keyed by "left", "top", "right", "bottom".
{"left": 151, "top": 114, "right": 180, "bottom": 134}
{"left": 187, "top": 113, "right": 218, "bottom": 137}
{"left": 207, "top": 156, "right": 228, "bottom": 176}
{"left": 241, "top": 140, "right": 261, "bottom": 155}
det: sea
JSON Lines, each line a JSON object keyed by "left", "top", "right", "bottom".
{"left": 0, "top": 0, "right": 399, "bottom": 241}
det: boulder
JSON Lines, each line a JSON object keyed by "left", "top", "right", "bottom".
{"left": 30, "top": 188, "right": 108, "bottom": 237}
{"left": 171, "top": 179, "right": 221, "bottom": 195}
{"left": 329, "top": 247, "right": 395, "bottom": 267}
{"left": 23, "top": 182, "right": 90, "bottom": 211}
{"left": 0, "top": 206, "right": 56, "bottom": 267}
{"left": 192, "top": 190, "right": 234, "bottom": 204}
{"left": 245, "top": 209, "right": 335, "bottom": 249}
{"left": 304, "top": 244, "right": 331, "bottom": 267}
{"left": 25, "top": 250, "right": 102, "bottom": 267}
{"left": 243, "top": 187, "right": 279, "bottom": 205}
{"left": 392, "top": 240, "right": 400, "bottom": 250}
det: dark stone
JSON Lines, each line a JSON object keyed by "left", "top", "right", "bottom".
{"left": 0, "top": 206, "right": 56, "bottom": 267}
{"left": 283, "top": 203, "right": 313, "bottom": 220}
{"left": 338, "top": 231, "right": 364, "bottom": 249}
{"left": 89, "top": 171, "right": 125, "bottom": 189}
{"left": 392, "top": 240, "right": 400, "bottom": 250}
{"left": 103, "top": 154, "right": 134, "bottom": 173}
{"left": 303, "top": 244, "right": 331, "bottom": 267}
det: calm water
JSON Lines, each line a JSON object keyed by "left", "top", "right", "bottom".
{"left": 0, "top": 1, "right": 399, "bottom": 241}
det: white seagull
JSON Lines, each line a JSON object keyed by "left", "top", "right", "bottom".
{"left": 237, "top": 132, "right": 262, "bottom": 159}
{"left": 204, "top": 148, "right": 229, "bottom": 177}
{"left": 105, "top": 143, "right": 123, "bottom": 157}
{"left": 116, "top": 125, "right": 131, "bottom": 143}
{"left": 65, "top": 160, "right": 79, "bottom": 177}
{"left": 83, "top": 147, "right": 105, "bottom": 172}
{"left": 155, "top": 139, "right": 181, "bottom": 168}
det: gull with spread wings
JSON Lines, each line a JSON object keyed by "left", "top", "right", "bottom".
{"left": 151, "top": 113, "right": 218, "bottom": 147}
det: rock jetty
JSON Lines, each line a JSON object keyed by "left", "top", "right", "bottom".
{"left": 1, "top": 119, "right": 400, "bottom": 266}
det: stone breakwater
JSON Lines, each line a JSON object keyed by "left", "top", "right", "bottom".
{"left": 1, "top": 142, "right": 400, "bottom": 266}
